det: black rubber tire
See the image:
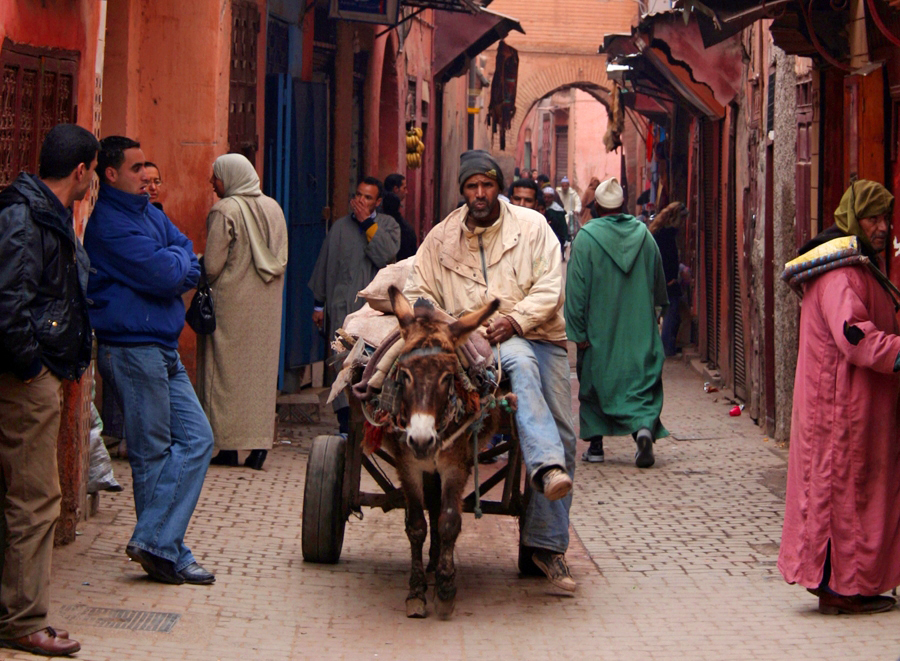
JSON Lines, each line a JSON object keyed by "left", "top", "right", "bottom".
{"left": 302, "top": 434, "right": 347, "bottom": 563}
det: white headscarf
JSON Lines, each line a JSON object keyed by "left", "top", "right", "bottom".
{"left": 212, "top": 153, "right": 286, "bottom": 282}
{"left": 213, "top": 153, "right": 262, "bottom": 197}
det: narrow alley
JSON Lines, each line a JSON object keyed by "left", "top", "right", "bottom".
{"left": 10, "top": 356, "right": 898, "bottom": 661}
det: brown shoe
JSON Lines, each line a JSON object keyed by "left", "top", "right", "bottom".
{"left": 531, "top": 549, "right": 577, "bottom": 592}
{"left": 818, "top": 592, "right": 896, "bottom": 615}
{"left": 0, "top": 627, "right": 81, "bottom": 656}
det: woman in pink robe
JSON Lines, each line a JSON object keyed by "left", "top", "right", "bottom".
{"left": 779, "top": 180, "right": 900, "bottom": 615}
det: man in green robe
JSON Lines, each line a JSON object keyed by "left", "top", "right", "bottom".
{"left": 564, "top": 177, "right": 668, "bottom": 468}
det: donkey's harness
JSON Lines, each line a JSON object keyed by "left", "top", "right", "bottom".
{"left": 361, "top": 344, "right": 516, "bottom": 518}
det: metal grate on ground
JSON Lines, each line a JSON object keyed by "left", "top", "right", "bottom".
{"left": 58, "top": 605, "right": 180, "bottom": 633}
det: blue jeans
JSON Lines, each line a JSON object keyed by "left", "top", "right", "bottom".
{"left": 98, "top": 344, "right": 213, "bottom": 570}
{"left": 661, "top": 294, "right": 681, "bottom": 357}
{"left": 497, "top": 337, "right": 576, "bottom": 553}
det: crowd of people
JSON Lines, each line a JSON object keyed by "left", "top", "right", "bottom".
{"left": 2, "top": 128, "right": 900, "bottom": 656}
{"left": 0, "top": 127, "right": 290, "bottom": 656}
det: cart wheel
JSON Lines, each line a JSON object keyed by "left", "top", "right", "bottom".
{"left": 518, "top": 543, "right": 544, "bottom": 576}
{"left": 302, "top": 434, "right": 347, "bottom": 563}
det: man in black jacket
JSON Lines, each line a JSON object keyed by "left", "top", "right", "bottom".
{"left": 0, "top": 124, "right": 98, "bottom": 658}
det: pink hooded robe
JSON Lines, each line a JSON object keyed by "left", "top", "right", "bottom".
{"left": 778, "top": 264, "right": 900, "bottom": 595}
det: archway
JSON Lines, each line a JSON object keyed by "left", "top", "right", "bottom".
{"left": 514, "top": 82, "right": 619, "bottom": 195}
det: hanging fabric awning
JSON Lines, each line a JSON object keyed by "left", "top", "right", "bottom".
{"left": 433, "top": 7, "right": 524, "bottom": 82}
{"left": 600, "top": 12, "right": 743, "bottom": 120}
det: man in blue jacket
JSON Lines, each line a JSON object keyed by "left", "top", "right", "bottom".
{"left": 85, "top": 136, "right": 215, "bottom": 586}
{"left": 0, "top": 123, "right": 97, "bottom": 657}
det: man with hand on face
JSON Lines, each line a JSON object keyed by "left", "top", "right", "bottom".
{"left": 405, "top": 150, "right": 578, "bottom": 593}
{"left": 84, "top": 136, "right": 215, "bottom": 587}
{"left": 309, "top": 177, "right": 400, "bottom": 435}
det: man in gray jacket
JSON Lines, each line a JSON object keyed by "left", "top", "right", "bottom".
{"left": 309, "top": 176, "right": 400, "bottom": 433}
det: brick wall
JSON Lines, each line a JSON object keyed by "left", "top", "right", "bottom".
{"left": 474, "top": 0, "right": 638, "bottom": 165}
{"left": 488, "top": 0, "right": 637, "bottom": 54}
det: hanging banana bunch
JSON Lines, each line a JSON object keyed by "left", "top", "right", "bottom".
{"left": 406, "top": 127, "right": 424, "bottom": 169}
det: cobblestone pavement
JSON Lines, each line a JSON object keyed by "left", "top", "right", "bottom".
{"left": 7, "top": 356, "right": 900, "bottom": 660}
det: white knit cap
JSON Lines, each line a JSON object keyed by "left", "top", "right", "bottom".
{"left": 542, "top": 186, "right": 554, "bottom": 195}
{"left": 595, "top": 177, "right": 624, "bottom": 209}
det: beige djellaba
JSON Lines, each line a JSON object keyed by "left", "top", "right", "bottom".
{"left": 197, "top": 155, "right": 288, "bottom": 450}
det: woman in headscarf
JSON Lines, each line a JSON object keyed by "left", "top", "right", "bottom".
{"left": 200, "top": 154, "right": 288, "bottom": 470}
{"left": 779, "top": 180, "right": 900, "bottom": 615}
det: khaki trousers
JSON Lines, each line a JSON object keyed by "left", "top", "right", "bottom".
{"left": 0, "top": 369, "right": 62, "bottom": 638}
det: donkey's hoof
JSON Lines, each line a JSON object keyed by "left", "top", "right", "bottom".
{"left": 406, "top": 597, "right": 427, "bottom": 618}
{"left": 434, "top": 596, "right": 456, "bottom": 620}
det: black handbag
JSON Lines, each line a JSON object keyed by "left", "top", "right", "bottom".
{"left": 186, "top": 261, "right": 216, "bottom": 334}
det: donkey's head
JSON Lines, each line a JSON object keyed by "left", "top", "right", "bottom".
{"left": 388, "top": 285, "right": 499, "bottom": 459}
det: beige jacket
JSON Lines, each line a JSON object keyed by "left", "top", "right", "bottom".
{"left": 404, "top": 199, "right": 567, "bottom": 343}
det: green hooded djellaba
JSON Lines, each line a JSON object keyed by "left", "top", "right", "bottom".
{"left": 565, "top": 213, "right": 669, "bottom": 439}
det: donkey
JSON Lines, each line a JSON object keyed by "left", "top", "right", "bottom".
{"left": 382, "top": 285, "right": 500, "bottom": 619}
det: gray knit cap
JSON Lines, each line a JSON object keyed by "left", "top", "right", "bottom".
{"left": 458, "top": 149, "right": 504, "bottom": 193}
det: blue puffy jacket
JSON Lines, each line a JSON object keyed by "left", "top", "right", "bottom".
{"left": 84, "top": 184, "right": 200, "bottom": 348}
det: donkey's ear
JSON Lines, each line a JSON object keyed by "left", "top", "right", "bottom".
{"left": 389, "top": 285, "right": 415, "bottom": 328}
{"left": 448, "top": 298, "right": 500, "bottom": 345}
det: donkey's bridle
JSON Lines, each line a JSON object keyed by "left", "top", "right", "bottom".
{"left": 396, "top": 346, "right": 456, "bottom": 364}
{"left": 393, "top": 345, "right": 462, "bottom": 436}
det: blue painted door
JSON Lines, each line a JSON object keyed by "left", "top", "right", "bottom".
{"left": 264, "top": 75, "right": 328, "bottom": 385}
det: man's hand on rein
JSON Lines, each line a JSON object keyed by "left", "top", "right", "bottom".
{"left": 485, "top": 316, "right": 516, "bottom": 345}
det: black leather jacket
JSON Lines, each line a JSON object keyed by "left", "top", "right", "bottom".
{"left": 0, "top": 173, "right": 92, "bottom": 381}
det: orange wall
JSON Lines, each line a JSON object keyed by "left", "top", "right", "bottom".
{"left": 1, "top": 0, "right": 105, "bottom": 226}
{"left": 100, "top": 0, "right": 266, "bottom": 379}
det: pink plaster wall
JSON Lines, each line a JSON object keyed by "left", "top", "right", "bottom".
{"left": 100, "top": 0, "right": 266, "bottom": 379}
{"left": 571, "top": 89, "right": 620, "bottom": 191}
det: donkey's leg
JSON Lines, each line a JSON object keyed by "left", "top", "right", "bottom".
{"left": 423, "top": 471, "right": 442, "bottom": 574}
{"left": 400, "top": 467, "right": 428, "bottom": 618}
{"left": 433, "top": 467, "right": 468, "bottom": 619}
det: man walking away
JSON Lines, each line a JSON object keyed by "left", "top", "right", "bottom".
{"left": 0, "top": 123, "right": 98, "bottom": 657}
{"left": 85, "top": 136, "right": 215, "bottom": 586}
{"left": 565, "top": 177, "right": 669, "bottom": 467}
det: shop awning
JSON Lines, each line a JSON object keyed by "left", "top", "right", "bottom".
{"left": 600, "top": 12, "right": 743, "bottom": 119}
{"left": 672, "top": 0, "right": 848, "bottom": 58}
{"left": 433, "top": 7, "right": 524, "bottom": 82}
{"left": 601, "top": 32, "right": 726, "bottom": 119}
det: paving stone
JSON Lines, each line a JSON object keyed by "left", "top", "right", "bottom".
{"left": 35, "top": 357, "right": 900, "bottom": 660}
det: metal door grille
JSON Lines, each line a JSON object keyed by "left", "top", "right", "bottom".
{"left": 229, "top": 1, "right": 260, "bottom": 165}
{"left": 732, "top": 209, "right": 746, "bottom": 395}
{"left": 555, "top": 125, "right": 568, "bottom": 181}
{"left": 701, "top": 120, "right": 718, "bottom": 369}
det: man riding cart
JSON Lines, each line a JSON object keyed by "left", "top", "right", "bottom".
{"left": 403, "top": 149, "right": 578, "bottom": 593}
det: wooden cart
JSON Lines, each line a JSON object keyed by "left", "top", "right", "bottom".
{"left": 300, "top": 382, "right": 542, "bottom": 574}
